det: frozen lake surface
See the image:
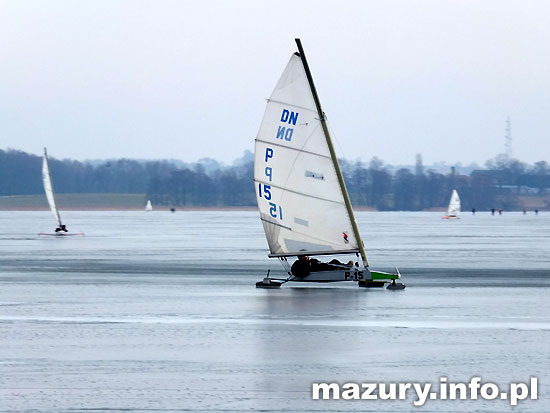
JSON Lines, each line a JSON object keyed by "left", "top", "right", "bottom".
{"left": 0, "top": 210, "right": 549, "bottom": 412}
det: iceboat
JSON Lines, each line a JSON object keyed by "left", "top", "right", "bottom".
{"left": 38, "top": 148, "right": 84, "bottom": 237}
{"left": 254, "top": 39, "right": 403, "bottom": 289}
{"left": 442, "top": 189, "right": 460, "bottom": 219}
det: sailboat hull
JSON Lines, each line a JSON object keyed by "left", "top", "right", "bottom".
{"left": 38, "top": 232, "right": 85, "bottom": 237}
{"left": 291, "top": 269, "right": 365, "bottom": 283}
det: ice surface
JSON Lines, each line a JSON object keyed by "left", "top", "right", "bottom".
{"left": 0, "top": 211, "right": 549, "bottom": 412}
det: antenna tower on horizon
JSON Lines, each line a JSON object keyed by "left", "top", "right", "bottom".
{"left": 505, "top": 116, "right": 513, "bottom": 158}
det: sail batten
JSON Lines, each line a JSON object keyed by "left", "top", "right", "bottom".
{"left": 269, "top": 249, "right": 360, "bottom": 258}
{"left": 42, "top": 148, "right": 62, "bottom": 228}
{"left": 259, "top": 217, "right": 292, "bottom": 231}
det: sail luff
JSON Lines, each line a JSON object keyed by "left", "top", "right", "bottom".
{"left": 294, "top": 38, "right": 369, "bottom": 267}
{"left": 42, "top": 148, "right": 62, "bottom": 227}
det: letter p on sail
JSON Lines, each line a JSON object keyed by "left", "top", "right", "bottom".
{"left": 265, "top": 147, "right": 273, "bottom": 162}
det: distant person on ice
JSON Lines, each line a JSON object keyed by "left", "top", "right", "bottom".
{"left": 55, "top": 224, "right": 68, "bottom": 233}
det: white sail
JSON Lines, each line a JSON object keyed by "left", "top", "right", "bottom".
{"left": 145, "top": 200, "right": 153, "bottom": 211}
{"left": 42, "top": 148, "right": 63, "bottom": 227}
{"left": 254, "top": 53, "right": 359, "bottom": 257}
{"left": 447, "top": 189, "right": 460, "bottom": 217}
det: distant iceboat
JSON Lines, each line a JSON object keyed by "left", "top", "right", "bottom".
{"left": 145, "top": 200, "right": 153, "bottom": 211}
{"left": 442, "top": 189, "right": 460, "bottom": 219}
{"left": 39, "top": 148, "right": 84, "bottom": 237}
{"left": 254, "top": 39, "right": 403, "bottom": 289}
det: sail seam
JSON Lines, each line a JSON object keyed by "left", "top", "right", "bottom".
{"left": 253, "top": 178, "right": 345, "bottom": 205}
{"left": 255, "top": 139, "right": 331, "bottom": 160}
{"left": 266, "top": 99, "right": 317, "bottom": 113}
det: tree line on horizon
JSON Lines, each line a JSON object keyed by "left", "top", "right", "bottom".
{"left": 1, "top": 148, "right": 549, "bottom": 210}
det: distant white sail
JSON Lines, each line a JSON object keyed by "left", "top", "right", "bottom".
{"left": 447, "top": 189, "right": 460, "bottom": 217}
{"left": 145, "top": 200, "right": 153, "bottom": 211}
{"left": 42, "top": 148, "right": 63, "bottom": 228}
{"left": 254, "top": 53, "right": 359, "bottom": 257}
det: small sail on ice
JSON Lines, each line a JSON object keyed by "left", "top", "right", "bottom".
{"left": 145, "top": 200, "right": 153, "bottom": 211}
{"left": 443, "top": 189, "right": 460, "bottom": 219}
{"left": 40, "top": 148, "right": 83, "bottom": 236}
{"left": 42, "top": 148, "right": 63, "bottom": 230}
{"left": 254, "top": 39, "right": 403, "bottom": 289}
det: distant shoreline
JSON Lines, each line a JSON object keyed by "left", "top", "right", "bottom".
{"left": 0, "top": 205, "right": 380, "bottom": 211}
{"left": 0, "top": 193, "right": 379, "bottom": 212}
{"left": 1, "top": 194, "right": 546, "bottom": 212}
{"left": 0, "top": 205, "right": 259, "bottom": 212}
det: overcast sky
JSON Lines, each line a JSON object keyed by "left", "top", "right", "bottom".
{"left": 1, "top": 0, "right": 549, "bottom": 166}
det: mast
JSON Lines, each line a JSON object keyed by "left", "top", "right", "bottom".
{"left": 294, "top": 38, "right": 369, "bottom": 267}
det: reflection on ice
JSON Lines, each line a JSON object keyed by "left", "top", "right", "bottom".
{"left": 2, "top": 315, "right": 550, "bottom": 331}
